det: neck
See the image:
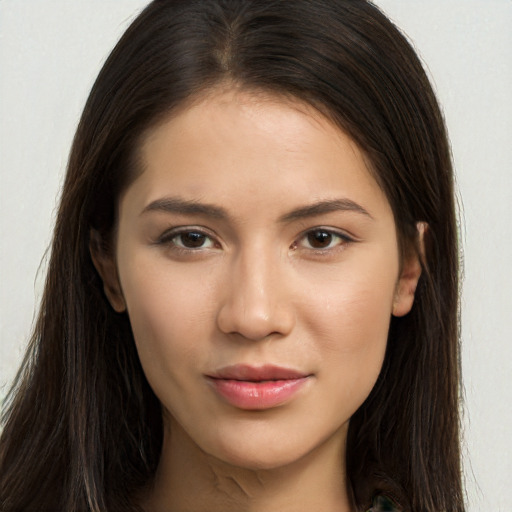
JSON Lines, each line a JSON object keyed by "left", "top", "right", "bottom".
{"left": 142, "top": 418, "right": 352, "bottom": 512}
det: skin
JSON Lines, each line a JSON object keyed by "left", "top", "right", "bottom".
{"left": 92, "top": 88, "right": 421, "bottom": 512}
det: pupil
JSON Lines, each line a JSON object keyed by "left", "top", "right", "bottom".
{"left": 308, "top": 231, "right": 332, "bottom": 248}
{"left": 181, "top": 232, "right": 205, "bottom": 248}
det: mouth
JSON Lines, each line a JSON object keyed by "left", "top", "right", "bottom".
{"left": 206, "top": 364, "right": 312, "bottom": 410}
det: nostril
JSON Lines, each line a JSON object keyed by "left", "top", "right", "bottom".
{"left": 216, "top": 302, "right": 294, "bottom": 341}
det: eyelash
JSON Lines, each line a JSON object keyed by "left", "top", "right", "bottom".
{"left": 292, "top": 228, "right": 354, "bottom": 253}
{"left": 156, "top": 228, "right": 219, "bottom": 252}
{"left": 155, "top": 227, "right": 354, "bottom": 254}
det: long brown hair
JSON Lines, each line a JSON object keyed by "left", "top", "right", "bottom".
{"left": 0, "top": 1, "right": 463, "bottom": 510}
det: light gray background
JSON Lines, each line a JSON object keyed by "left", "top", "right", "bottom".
{"left": 0, "top": 1, "right": 510, "bottom": 509}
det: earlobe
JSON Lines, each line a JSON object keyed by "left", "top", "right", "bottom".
{"left": 392, "top": 222, "right": 426, "bottom": 317}
{"left": 89, "top": 229, "right": 126, "bottom": 313}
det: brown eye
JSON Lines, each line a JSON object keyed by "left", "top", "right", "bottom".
{"left": 171, "top": 231, "right": 214, "bottom": 249}
{"left": 297, "top": 229, "right": 352, "bottom": 251}
{"left": 179, "top": 232, "right": 207, "bottom": 248}
{"left": 307, "top": 230, "right": 333, "bottom": 248}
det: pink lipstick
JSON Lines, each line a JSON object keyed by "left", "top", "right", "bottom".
{"left": 206, "top": 364, "right": 311, "bottom": 410}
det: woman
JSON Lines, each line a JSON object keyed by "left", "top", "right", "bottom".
{"left": 0, "top": 1, "right": 464, "bottom": 511}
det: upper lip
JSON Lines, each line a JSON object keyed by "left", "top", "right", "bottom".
{"left": 207, "top": 364, "right": 310, "bottom": 381}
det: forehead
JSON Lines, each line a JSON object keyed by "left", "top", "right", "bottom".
{"left": 121, "top": 88, "right": 391, "bottom": 222}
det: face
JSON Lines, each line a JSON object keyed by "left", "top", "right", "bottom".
{"left": 94, "top": 89, "right": 420, "bottom": 471}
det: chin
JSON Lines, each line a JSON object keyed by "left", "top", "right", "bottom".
{"left": 216, "top": 447, "right": 299, "bottom": 471}
{"left": 199, "top": 418, "right": 346, "bottom": 473}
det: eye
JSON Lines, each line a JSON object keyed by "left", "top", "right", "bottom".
{"left": 158, "top": 229, "right": 217, "bottom": 250}
{"left": 296, "top": 228, "right": 352, "bottom": 251}
{"left": 174, "top": 231, "right": 214, "bottom": 249}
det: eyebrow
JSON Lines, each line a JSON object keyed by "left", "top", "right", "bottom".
{"left": 141, "top": 197, "right": 228, "bottom": 219}
{"left": 141, "top": 196, "right": 372, "bottom": 221}
{"left": 278, "top": 199, "right": 373, "bottom": 222}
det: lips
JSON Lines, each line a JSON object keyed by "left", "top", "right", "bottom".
{"left": 206, "top": 364, "right": 311, "bottom": 410}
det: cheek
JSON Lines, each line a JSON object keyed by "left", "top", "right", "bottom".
{"left": 300, "top": 256, "right": 398, "bottom": 400}
{"left": 118, "top": 259, "right": 217, "bottom": 390}
{"left": 302, "top": 254, "right": 397, "bottom": 344}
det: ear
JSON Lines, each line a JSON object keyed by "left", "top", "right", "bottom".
{"left": 392, "top": 222, "right": 426, "bottom": 317}
{"left": 89, "top": 229, "right": 126, "bottom": 313}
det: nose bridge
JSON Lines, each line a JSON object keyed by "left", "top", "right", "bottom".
{"left": 216, "top": 242, "right": 294, "bottom": 340}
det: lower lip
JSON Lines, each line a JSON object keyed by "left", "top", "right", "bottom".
{"left": 207, "top": 377, "right": 310, "bottom": 410}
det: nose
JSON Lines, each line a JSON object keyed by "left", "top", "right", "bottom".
{"left": 216, "top": 248, "right": 295, "bottom": 341}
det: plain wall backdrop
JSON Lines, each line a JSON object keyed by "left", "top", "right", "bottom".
{"left": 0, "top": 1, "right": 510, "bottom": 510}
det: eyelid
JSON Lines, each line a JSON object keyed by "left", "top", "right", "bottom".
{"left": 293, "top": 226, "right": 356, "bottom": 251}
{"left": 155, "top": 226, "right": 221, "bottom": 249}
{"left": 153, "top": 225, "right": 356, "bottom": 253}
